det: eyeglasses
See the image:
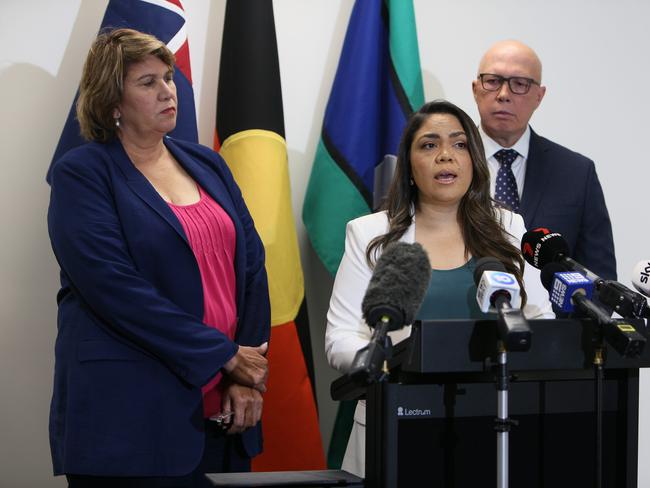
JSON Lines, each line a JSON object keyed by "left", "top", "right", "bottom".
{"left": 478, "top": 73, "right": 540, "bottom": 95}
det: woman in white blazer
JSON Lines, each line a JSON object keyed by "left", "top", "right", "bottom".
{"left": 325, "top": 100, "right": 554, "bottom": 477}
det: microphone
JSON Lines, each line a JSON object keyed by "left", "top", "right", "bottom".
{"left": 631, "top": 260, "right": 650, "bottom": 297}
{"left": 540, "top": 263, "right": 646, "bottom": 358}
{"left": 520, "top": 228, "right": 600, "bottom": 282}
{"left": 348, "top": 242, "right": 431, "bottom": 385}
{"left": 473, "top": 257, "right": 531, "bottom": 351}
{"left": 539, "top": 262, "right": 595, "bottom": 313}
{"left": 474, "top": 257, "right": 521, "bottom": 313}
{"left": 361, "top": 242, "right": 431, "bottom": 329}
{"left": 521, "top": 228, "right": 650, "bottom": 319}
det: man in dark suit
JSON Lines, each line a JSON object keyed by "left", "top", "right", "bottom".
{"left": 472, "top": 40, "right": 616, "bottom": 280}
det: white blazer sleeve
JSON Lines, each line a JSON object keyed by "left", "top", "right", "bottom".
{"left": 325, "top": 218, "right": 376, "bottom": 373}
{"left": 325, "top": 213, "right": 415, "bottom": 373}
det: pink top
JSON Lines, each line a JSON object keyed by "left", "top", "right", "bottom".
{"left": 168, "top": 186, "right": 237, "bottom": 418}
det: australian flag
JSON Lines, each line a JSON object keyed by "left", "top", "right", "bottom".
{"left": 47, "top": 0, "right": 197, "bottom": 183}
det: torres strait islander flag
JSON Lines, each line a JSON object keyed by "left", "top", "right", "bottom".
{"left": 301, "top": 0, "right": 424, "bottom": 468}
{"left": 215, "top": 0, "right": 325, "bottom": 471}
{"left": 47, "top": 0, "right": 197, "bottom": 182}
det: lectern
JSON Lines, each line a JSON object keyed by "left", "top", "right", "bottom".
{"left": 331, "top": 318, "right": 650, "bottom": 488}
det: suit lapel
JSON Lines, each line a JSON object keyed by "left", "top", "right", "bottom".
{"left": 519, "top": 129, "right": 550, "bottom": 228}
{"left": 107, "top": 138, "right": 188, "bottom": 243}
{"left": 108, "top": 137, "right": 245, "bottom": 307}
{"left": 164, "top": 138, "right": 238, "bottom": 224}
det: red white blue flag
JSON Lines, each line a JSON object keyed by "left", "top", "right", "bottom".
{"left": 47, "top": 0, "right": 197, "bottom": 182}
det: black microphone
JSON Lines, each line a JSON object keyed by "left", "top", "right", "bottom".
{"left": 473, "top": 257, "right": 531, "bottom": 351}
{"left": 540, "top": 262, "right": 646, "bottom": 358}
{"left": 521, "top": 228, "right": 650, "bottom": 319}
{"left": 520, "top": 228, "right": 600, "bottom": 281}
{"left": 348, "top": 242, "right": 431, "bottom": 385}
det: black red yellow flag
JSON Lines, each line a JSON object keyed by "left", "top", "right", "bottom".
{"left": 215, "top": 0, "right": 325, "bottom": 471}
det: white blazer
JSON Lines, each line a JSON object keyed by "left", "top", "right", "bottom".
{"left": 325, "top": 208, "right": 554, "bottom": 477}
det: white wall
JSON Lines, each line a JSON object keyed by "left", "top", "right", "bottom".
{"left": 1, "top": 0, "right": 649, "bottom": 486}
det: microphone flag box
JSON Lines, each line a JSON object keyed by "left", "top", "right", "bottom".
{"left": 632, "top": 260, "right": 650, "bottom": 297}
{"left": 476, "top": 270, "right": 521, "bottom": 313}
{"left": 551, "top": 272, "right": 594, "bottom": 312}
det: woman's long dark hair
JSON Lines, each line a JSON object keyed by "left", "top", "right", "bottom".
{"left": 366, "top": 100, "right": 527, "bottom": 305}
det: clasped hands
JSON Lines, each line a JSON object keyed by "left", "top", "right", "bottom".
{"left": 220, "top": 342, "right": 268, "bottom": 434}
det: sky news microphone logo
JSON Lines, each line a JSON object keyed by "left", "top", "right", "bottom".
{"left": 638, "top": 262, "right": 650, "bottom": 284}
{"left": 631, "top": 260, "right": 650, "bottom": 297}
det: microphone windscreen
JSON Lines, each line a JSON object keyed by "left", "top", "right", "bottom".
{"left": 631, "top": 260, "right": 650, "bottom": 298}
{"left": 361, "top": 242, "right": 431, "bottom": 328}
{"left": 520, "top": 228, "right": 570, "bottom": 269}
{"left": 473, "top": 256, "right": 506, "bottom": 285}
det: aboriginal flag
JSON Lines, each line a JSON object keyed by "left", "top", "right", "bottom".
{"left": 215, "top": 0, "right": 325, "bottom": 471}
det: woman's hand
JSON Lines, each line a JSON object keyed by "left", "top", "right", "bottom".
{"left": 221, "top": 382, "right": 264, "bottom": 434}
{"left": 223, "top": 342, "right": 268, "bottom": 392}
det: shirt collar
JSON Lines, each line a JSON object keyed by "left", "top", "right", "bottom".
{"left": 480, "top": 125, "right": 531, "bottom": 160}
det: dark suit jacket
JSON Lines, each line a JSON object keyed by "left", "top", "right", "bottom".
{"left": 47, "top": 137, "right": 270, "bottom": 476}
{"left": 519, "top": 129, "right": 617, "bottom": 280}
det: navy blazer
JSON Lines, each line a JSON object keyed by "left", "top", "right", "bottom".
{"left": 519, "top": 129, "right": 617, "bottom": 280}
{"left": 47, "top": 137, "right": 270, "bottom": 476}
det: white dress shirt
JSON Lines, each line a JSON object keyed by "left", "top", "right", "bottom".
{"left": 480, "top": 125, "right": 531, "bottom": 200}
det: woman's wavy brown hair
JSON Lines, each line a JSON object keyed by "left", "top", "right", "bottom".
{"left": 76, "top": 28, "right": 175, "bottom": 143}
{"left": 366, "top": 100, "right": 527, "bottom": 305}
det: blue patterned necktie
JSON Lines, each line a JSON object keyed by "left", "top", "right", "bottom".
{"left": 494, "top": 149, "right": 520, "bottom": 212}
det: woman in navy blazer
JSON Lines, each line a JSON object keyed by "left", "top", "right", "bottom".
{"left": 48, "top": 29, "right": 270, "bottom": 487}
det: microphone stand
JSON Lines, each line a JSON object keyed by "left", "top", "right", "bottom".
{"left": 347, "top": 318, "right": 394, "bottom": 387}
{"left": 494, "top": 340, "right": 518, "bottom": 488}
{"left": 492, "top": 298, "right": 529, "bottom": 488}
{"left": 589, "top": 320, "right": 644, "bottom": 488}
{"left": 571, "top": 293, "right": 645, "bottom": 488}
{"left": 593, "top": 345, "right": 604, "bottom": 488}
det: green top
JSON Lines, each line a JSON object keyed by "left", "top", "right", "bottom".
{"left": 416, "top": 258, "right": 494, "bottom": 320}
